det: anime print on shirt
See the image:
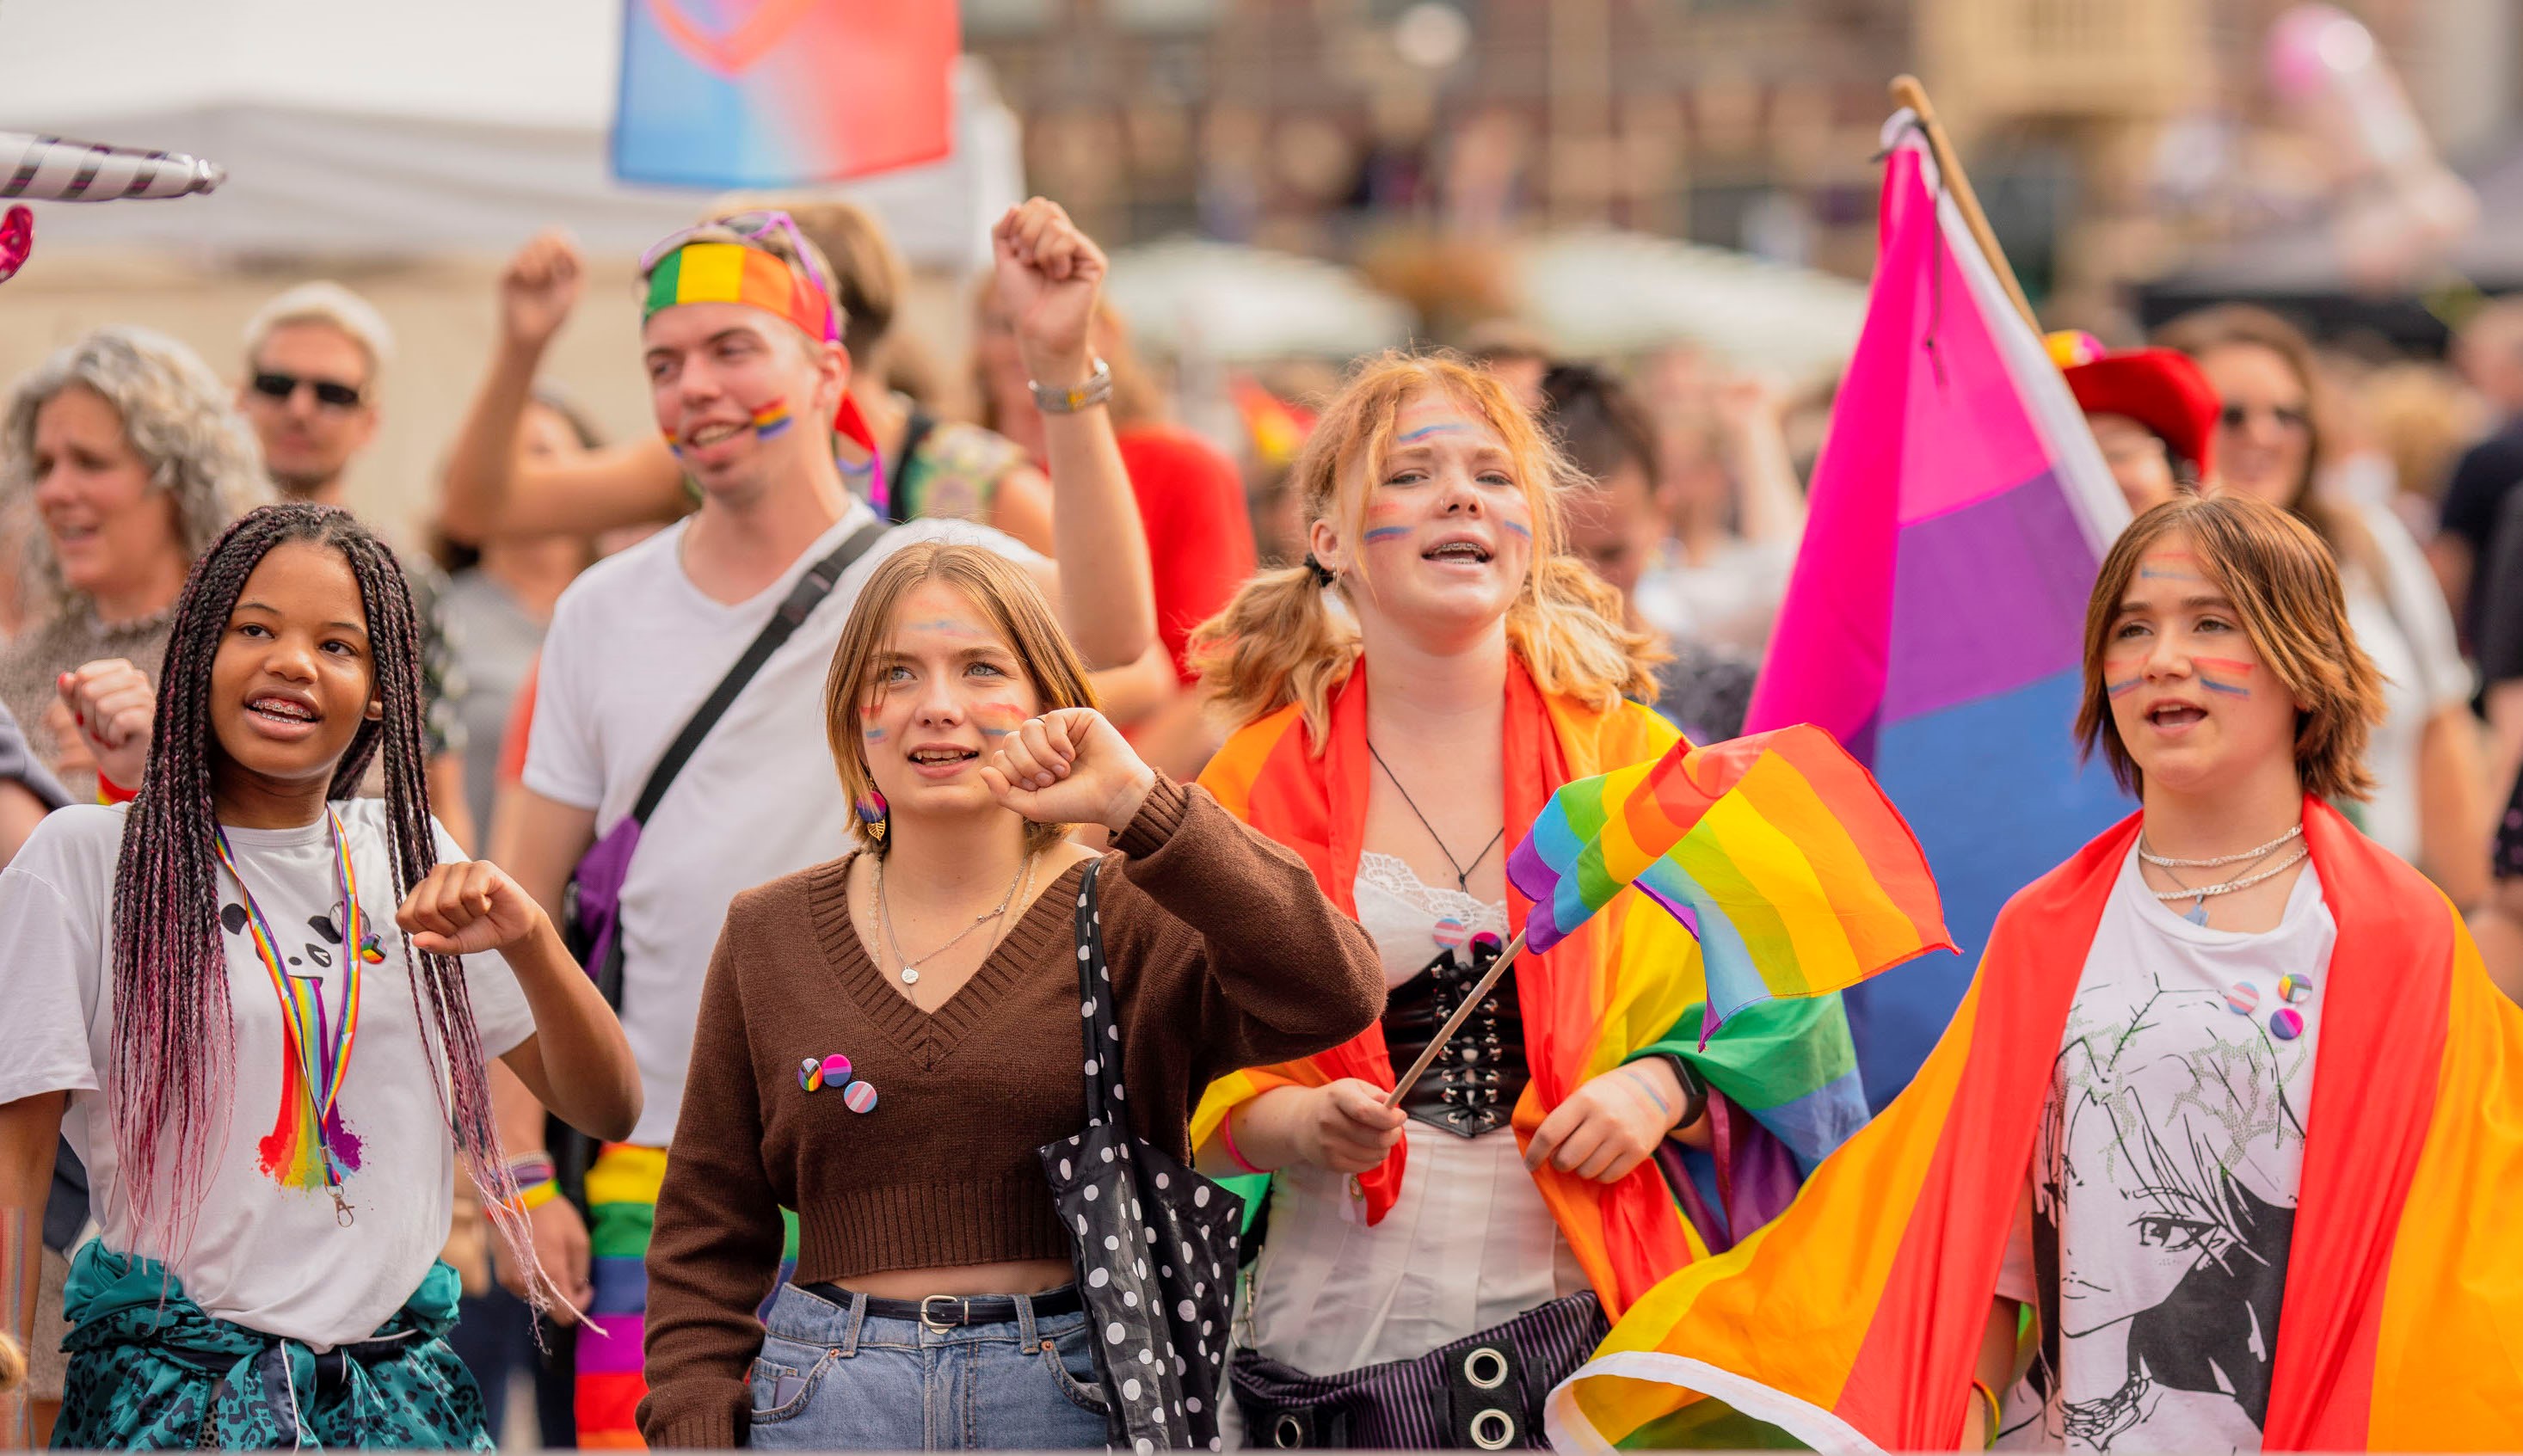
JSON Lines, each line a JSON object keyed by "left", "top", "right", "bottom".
{"left": 1998, "top": 852, "right": 2330, "bottom": 1454}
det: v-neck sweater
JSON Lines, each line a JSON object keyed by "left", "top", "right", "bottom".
{"left": 639, "top": 776, "right": 1387, "bottom": 1447}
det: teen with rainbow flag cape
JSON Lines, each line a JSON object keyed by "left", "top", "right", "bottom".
{"left": 1549, "top": 495, "right": 2523, "bottom": 1453}
{"left": 1181, "top": 353, "right": 1952, "bottom": 1449}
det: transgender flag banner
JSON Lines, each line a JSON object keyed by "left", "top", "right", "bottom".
{"left": 1741, "top": 113, "right": 2132, "bottom": 1108}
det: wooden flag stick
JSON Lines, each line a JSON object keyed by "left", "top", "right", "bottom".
{"left": 1385, "top": 930, "right": 1527, "bottom": 1109}
{"left": 1889, "top": 74, "right": 2039, "bottom": 333}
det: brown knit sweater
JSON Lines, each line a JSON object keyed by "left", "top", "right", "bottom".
{"left": 638, "top": 776, "right": 1386, "bottom": 1447}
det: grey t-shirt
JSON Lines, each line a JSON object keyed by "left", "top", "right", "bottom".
{"left": 437, "top": 569, "right": 547, "bottom": 839}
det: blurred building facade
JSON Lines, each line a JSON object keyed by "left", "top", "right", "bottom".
{"left": 964, "top": 0, "right": 2523, "bottom": 327}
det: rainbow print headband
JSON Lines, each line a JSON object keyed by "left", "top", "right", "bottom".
{"left": 643, "top": 241, "right": 837, "bottom": 345}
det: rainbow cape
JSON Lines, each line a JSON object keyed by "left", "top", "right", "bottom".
{"left": 1547, "top": 800, "right": 2523, "bottom": 1452}
{"left": 1507, "top": 725, "right": 1953, "bottom": 1030}
{"left": 1192, "top": 661, "right": 1868, "bottom": 1314}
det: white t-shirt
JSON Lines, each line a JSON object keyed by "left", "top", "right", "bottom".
{"left": 523, "top": 502, "right": 1042, "bottom": 1145}
{"left": 0, "top": 799, "right": 534, "bottom": 1351}
{"left": 2341, "top": 497, "right": 2472, "bottom": 863}
{"left": 1994, "top": 846, "right": 2330, "bottom": 1453}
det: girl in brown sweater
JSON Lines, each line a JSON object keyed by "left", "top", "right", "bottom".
{"left": 638, "top": 541, "right": 1387, "bottom": 1449}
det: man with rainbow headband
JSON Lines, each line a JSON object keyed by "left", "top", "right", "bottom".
{"left": 492, "top": 201, "right": 1154, "bottom": 1447}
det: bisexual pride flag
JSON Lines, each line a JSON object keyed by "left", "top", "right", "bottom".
{"left": 1506, "top": 724, "right": 1953, "bottom": 1034}
{"left": 614, "top": 1, "right": 957, "bottom": 189}
{"left": 1742, "top": 114, "right": 2132, "bottom": 1107}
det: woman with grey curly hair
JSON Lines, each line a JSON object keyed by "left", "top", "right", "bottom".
{"left": 0, "top": 326, "right": 268, "bottom": 798}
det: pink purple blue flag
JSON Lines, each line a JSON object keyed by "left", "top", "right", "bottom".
{"left": 1743, "top": 115, "right": 2132, "bottom": 1106}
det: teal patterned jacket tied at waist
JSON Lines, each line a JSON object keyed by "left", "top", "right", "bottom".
{"left": 51, "top": 1241, "right": 492, "bottom": 1451}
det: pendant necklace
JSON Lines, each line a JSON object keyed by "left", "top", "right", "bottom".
{"left": 877, "top": 849, "right": 1036, "bottom": 986}
{"left": 1367, "top": 740, "right": 1503, "bottom": 895}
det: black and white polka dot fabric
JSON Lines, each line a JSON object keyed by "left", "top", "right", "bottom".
{"left": 1038, "top": 860, "right": 1244, "bottom": 1453}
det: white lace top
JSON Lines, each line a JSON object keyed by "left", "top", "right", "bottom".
{"left": 1234, "top": 854, "right": 1579, "bottom": 1385}
{"left": 1352, "top": 851, "right": 1512, "bottom": 987}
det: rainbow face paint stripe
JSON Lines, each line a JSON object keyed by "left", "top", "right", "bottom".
{"left": 643, "top": 241, "right": 836, "bottom": 343}
{"left": 2107, "top": 677, "right": 2144, "bottom": 698}
{"left": 1501, "top": 517, "right": 1533, "bottom": 540}
{"left": 973, "top": 702, "right": 1027, "bottom": 738}
{"left": 2195, "top": 656, "right": 2255, "bottom": 697}
{"left": 749, "top": 398, "right": 793, "bottom": 439}
{"left": 1396, "top": 421, "right": 1474, "bottom": 443}
{"left": 1362, "top": 526, "right": 1412, "bottom": 546}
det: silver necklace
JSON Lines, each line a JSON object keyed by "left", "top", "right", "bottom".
{"left": 876, "top": 850, "right": 1035, "bottom": 986}
{"left": 2147, "top": 842, "right": 2310, "bottom": 925}
{"left": 2138, "top": 823, "right": 2302, "bottom": 869}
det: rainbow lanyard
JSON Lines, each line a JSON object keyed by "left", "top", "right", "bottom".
{"left": 211, "top": 808, "right": 371, "bottom": 1223}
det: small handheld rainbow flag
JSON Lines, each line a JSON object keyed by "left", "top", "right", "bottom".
{"left": 1507, "top": 724, "right": 1953, "bottom": 1030}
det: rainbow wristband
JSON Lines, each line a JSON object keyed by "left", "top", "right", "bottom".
{"left": 507, "top": 1153, "right": 557, "bottom": 1211}
{"left": 95, "top": 771, "right": 135, "bottom": 806}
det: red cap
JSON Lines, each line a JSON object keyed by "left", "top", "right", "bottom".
{"left": 2059, "top": 347, "right": 2220, "bottom": 481}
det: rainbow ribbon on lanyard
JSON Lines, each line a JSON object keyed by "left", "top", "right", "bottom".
{"left": 212, "top": 808, "right": 374, "bottom": 1226}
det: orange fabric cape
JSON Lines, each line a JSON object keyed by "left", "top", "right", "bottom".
{"left": 1548, "top": 798, "right": 2523, "bottom": 1452}
{"left": 1191, "top": 660, "right": 1716, "bottom": 1317}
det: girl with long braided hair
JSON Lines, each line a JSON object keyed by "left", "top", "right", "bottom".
{"left": 0, "top": 502, "right": 638, "bottom": 1449}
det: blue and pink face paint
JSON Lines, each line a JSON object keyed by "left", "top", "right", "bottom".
{"left": 1361, "top": 426, "right": 1536, "bottom": 549}
{"left": 2107, "top": 655, "right": 2255, "bottom": 699}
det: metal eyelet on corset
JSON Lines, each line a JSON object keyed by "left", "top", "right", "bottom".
{"left": 1272, "top": 1414, "right": 1307, "bottom": 1447}
{"left": 1469, "top": 1409, "right": 1517, "bottom": 1450}
{"left": 1463, "top": 1348, "right": 1511, "bottom": 1390}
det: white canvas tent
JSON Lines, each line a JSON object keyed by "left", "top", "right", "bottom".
{"left": 0, "top": 0, "right": 1023, "bottom": 268}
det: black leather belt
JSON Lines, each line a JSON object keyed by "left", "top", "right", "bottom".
{"left": 799, "top": 1282, "right": 1083, "bottom": 1330}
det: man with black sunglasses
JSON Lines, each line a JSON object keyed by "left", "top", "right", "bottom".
{"left": 237, "top": 281, "right": 388, "bottom": 504}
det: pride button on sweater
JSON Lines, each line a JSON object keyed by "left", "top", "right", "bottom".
{"left": 800, "top": 1053, "right": 855, "bottom": 1092}
{"left": 841, "top": 1080, "right": 878, "bottom": 1114}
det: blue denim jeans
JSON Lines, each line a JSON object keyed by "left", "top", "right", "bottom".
{"left": 745, "top": 1283, "right": 1111, "bottom": 1450}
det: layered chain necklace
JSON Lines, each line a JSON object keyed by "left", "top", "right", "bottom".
{"left": 212, "top": 808, "right": 377, "bottom": 1226}
{"left": 2138, "top": 823, "right": 2306, "bottom": 926}
{"left": 876, "top": 849, "right": 1037, "bottom": 987}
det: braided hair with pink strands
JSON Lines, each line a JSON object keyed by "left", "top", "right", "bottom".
{"left": 108, "top": 501, "right": 556, "bottom": 1310}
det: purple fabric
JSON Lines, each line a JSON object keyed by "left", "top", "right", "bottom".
{"left": 569, "top": 816, "right": 643, "bottom": 981}
{"left": 1659, "top": 1095, "right": 1804, "bottom": 1256}
{"left": 1876, "top": 466, "right": 2095, "bottom": 724}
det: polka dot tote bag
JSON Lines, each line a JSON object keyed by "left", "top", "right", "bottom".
{"left": 1039, "top": 859, "right": 1244, "bottom": 1452}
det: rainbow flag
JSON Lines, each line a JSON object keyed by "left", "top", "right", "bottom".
{"left": 613, "top": 0, "right": 957, "bottom": 189}
{"left": 1743, "top": 114, "right": 2132, "bottom": 1108}
{"left": 1508, "top": 725, "right": 1951, "bottom": 1030}
{"left": 1546, "top": 800, "right": 2523, "bottom": 1452}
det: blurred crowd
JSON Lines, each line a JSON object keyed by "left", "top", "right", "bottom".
{"left": 6, "top": 185, "right": 2523, "bottom": 1446}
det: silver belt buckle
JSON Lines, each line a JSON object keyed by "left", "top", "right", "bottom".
{"left": 919, "top": 1294, "right": 964, "bottom": 1332}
